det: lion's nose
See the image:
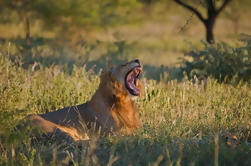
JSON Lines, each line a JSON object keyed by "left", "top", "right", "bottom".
{"left": 134, "top": 59, "right": 140, "bottom": 65}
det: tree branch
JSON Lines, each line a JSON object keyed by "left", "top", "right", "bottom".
{"left": 216, "top": 0, "right": 232, "bottom": 15}
{"left": 173, "top": 0, "right": 206, "bottom": 23}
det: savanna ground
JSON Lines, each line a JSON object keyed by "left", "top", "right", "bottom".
{"left": 0, "top": 1, "right": 251, "bottom": 165}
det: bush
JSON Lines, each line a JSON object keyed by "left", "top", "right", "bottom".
{"left": 182, "top": 34, "right": 251, "bottom": 83}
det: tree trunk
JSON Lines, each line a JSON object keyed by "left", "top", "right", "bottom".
{"left": 205, "top": 17, "right": 216, "bottom": 44}
{"left": 25, "top": 16, "right": 31, "bottom": 45}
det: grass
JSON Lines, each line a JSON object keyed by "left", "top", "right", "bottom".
{"left": 0, "top": 41, "right": 250, "bottom": 165}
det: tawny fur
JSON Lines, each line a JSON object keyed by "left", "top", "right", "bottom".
{"left": 28, "top": 61, "right": 142, "bottom": 141}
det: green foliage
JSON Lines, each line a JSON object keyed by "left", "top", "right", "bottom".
{"left": 182, "top": 35, "right": 251, "bottom": 83}
{"left": 0, "top": 0, "right": 142, "bottom": 38}
{"left": 34, "top": 0, "right": 142, "bottom": 27}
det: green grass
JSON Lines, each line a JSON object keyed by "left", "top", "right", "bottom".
{"left": 0, "top": 42, "right": 250, "bottom": 165}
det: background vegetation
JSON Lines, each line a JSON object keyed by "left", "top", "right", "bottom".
{"left": 0, "top": 0, "right": 251, "bottom": 165}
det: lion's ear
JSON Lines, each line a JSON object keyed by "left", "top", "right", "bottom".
{"left": 100, "top": 70, "right": 112, "bottom": 82}
{"left": 110, "top": 66, "right": 115, "bottom": 74}
{"left": 110, "top": 66, "right": 118, "bottom": 79}
{"left": 107, "top": 61, "right": 114, "bottom": 71}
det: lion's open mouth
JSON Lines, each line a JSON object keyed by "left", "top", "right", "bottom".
{"left": 125, "top": 66, "right": 142, "bottom": 96}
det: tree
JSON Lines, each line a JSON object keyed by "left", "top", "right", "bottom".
{"left": 224, "top": 0, "right": 251, "bottom": 36}
{"left": 0, "top": 0, "right": 37, "bottom": 44}
{"left": 173, "top": 0, "right": 232, "bottom": 43}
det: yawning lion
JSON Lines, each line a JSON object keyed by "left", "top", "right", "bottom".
{"left": 28, "top": 59, "right": 143, "bottom": 141}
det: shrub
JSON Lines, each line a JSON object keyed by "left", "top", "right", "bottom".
{"left": 182, "top": 34, "right": 251, "bottom": 83}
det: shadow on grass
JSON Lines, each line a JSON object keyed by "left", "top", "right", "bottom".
{"left": 77, "top": 136, "right": 251, "bottom": 166}
{"left": 2, "top": 133, "right": 250, "bottom": 166}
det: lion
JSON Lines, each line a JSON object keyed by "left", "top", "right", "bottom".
{"left": 27, "top": 59, "right": 143, "bottom": 141}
